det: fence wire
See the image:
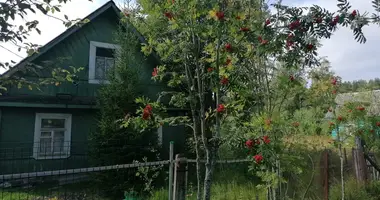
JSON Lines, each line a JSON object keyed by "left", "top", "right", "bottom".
{"left": 185, "top": 159, "right": 261, "bottom": 200}
{"left": 0, "top": 141, "right": 169, "bottom": 200}
{"left": 1, "top": 141, "right": 257, "bottom": 200}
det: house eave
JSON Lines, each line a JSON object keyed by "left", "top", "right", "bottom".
{"left": 2, "top": 0, "right": 158, "bottom": 78}
{"left": 0, "top": 102, "right": 97, "bottom": 109}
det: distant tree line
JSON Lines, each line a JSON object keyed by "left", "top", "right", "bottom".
{"left": 339, "top": 78, "right": 380, "bottom": 93}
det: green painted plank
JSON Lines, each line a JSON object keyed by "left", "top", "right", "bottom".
{"left": 0, "top": 102, "right": 96, "bottom": 109}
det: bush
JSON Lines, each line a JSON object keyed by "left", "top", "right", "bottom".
{"left": 89, "top": 24, "right": 159, "bottom": 198}
{"left": 292, "top": 108, "right": 330, "bottom": 135}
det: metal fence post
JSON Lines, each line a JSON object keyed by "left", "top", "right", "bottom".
{"left": 173, "top": 154, "right": 187, "bottom": 200}
{"left": 169, "top": 141, "right": 174, "bottom": 200}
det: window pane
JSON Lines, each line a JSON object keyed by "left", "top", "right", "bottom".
{"left": 53, "top": 137, "right": 64, "bottom": 153}
{"left": 39, "top": 138, "right": 52, "bottom": 154}
{"left": 41, "top": 119, "right": 65, "bottom": 128}
{"left": 55, "top": 131, "right": 65, "bottom": 138}
{"left": 105, "top": 57, "right": 115, "bottom": 74}
{"left": 41, "top": 131, "right": 51, "bottom": 137}
{"left": 95, "top": 56, "right": 105, "bottom": 80}
{"left": 96, "top": 47, "right": 115, "bottom": 58}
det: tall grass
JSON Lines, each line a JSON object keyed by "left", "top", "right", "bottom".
{"left": 329, "top": 177, "right": 380, "bottom": 200}
{"left": 0, "top": 183, "right": 108, "bottom": 200}
{"left": 149, "top": 181, "right": 265, "bottom": 200}
{"left": 1, "top": 192, "right": 40, "bottom": 200}
{"left": 148, "top": 161, "right": 265, "bottom": 200}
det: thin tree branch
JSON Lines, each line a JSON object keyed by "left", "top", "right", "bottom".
{"left": 302, "top": 154, "right": 315, "bottom": 200}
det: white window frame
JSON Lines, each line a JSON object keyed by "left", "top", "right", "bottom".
{"left": 88, "top": 41, "right": 121, "bottom": 84}
{"left": 33, "top": 113, "right": 72, "bottom": 160}
{"left": 157, "top": 126, "right": 163, "bottom": 145}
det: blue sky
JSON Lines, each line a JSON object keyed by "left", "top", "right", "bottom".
{"left": 0, "top": 0, "right": 379, "bottom": 81}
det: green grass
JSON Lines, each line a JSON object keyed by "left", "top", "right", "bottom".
{"left": 148, "top": 181, "right": 265, "bottom": 200}
{"left": 0, "top": 183, "right": 109, "bottom": 200}
{"left": 147, "top": 163, "right": 265, "bottom": 200}
{"left": 1, "top": 191, "right": 41, "bottom": 200}
{"left": 0, "top": 190, "right": 109, "bottom": 200}
{"left": 329, "top": 177, "right": 380, "bottom": 200}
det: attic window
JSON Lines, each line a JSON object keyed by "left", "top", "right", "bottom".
{"left": 88, "top": 41, "right": 121, "bottom": 84}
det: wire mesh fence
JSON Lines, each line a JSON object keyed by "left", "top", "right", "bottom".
{"left": 1, "top": 141, "right": 261, "bottom": 200}
{"left": 185, "top": 159, "right": 262, "bottom": 200}
{"left": 0, "top": 141, "right": 169, "bottom": 200}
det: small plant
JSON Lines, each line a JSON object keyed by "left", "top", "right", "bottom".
{"left": 123, "top": 191, "right": 138, "bottom": 200}
{"left": 135, "top": 157, "right": 163, "bottom": 195}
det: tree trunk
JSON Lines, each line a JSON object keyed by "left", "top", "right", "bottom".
{"left": 191, "top": 114, "right": 202, "bottom": 200}
{"left": 203, "top": 147, "right": 214, "bottom": 200}
{"left": 339, "top": 145, "right": 345, "bottom": 200}
{"left": 194, "top": 136, "right": 202, "bottom": 200}
{"left": 184, "top": 61, "right": 203, "bottom": 200}
{"left": 272, "top": 167, "right": 277, "bottom": 200}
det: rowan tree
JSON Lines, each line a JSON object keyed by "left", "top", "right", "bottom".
{"left": 121, "top": 0, "right": 371, "bottom": 199}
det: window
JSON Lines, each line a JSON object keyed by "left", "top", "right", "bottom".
{"left": 88, "top": 41, "right": 121, "bottom": 84}
{"left": 33, "top": 113, "right": 72, "bottom": 159}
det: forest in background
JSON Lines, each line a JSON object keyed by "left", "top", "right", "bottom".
{"left": 340, "top": 78, "right": 380, "bottom": 93}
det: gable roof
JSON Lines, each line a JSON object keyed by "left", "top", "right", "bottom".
{"left": 324, "top": 90, "right": 380, "bottom": 119}
{"left": 336, "top": 90, "right": 380, "bottom": 116}
{"left": 335, "top": 90, "right": 380, "bottom": 105}
{"left": 2, "top": 0, "right": 151, "bottom": 78}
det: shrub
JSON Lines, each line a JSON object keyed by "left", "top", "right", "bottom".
{"left": 89, "top": 24, "right": 159, "bottom": 198}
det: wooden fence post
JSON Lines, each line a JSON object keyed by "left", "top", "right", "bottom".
{"left": 168, "top": 141, "right": 174, "bottom": 200}
{"left": 320, "top": 149, "right": 329, "bottom": 200}
{"left": 353, "top": 137, "right": 368, "bottom": 183}
{"left": 352, "top": 148, "right": 368, "bottom": 183}
{"left": 173, "top": 154, "right": 187, "bottom": 200}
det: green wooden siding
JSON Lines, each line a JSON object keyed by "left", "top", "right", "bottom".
{"left": 7, "top": 9, "right": 164, "bottom": 102}
{"left": 0, "top": 107, "right": 187, "bottom": 174}
{"left": 0, "top": 5, "right": 187, "bottom": 174}
{"left": 160, "top": 125, "right": 187, "bottom": 160}
{"left": 0, "top": 107, "right": 96, "bottom": 174}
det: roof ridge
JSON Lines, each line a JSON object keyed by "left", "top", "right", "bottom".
{"left": 2, "top": 0, "right": 119, "bottom": 78}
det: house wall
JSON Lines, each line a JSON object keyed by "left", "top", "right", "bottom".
{"left": 160, "top": 125, "right": 187, "bottom": 160}
{"left": 0, "top": 7, "right": 187, "bottom": 175}
{"left": 6, "top": 9, "right": 164, "bottom": 101}
{"left": 0, "top": 107, "right": 187, "bottom": 174}
{"left": 0, "top": 107, "right": 97, "bottom": 174}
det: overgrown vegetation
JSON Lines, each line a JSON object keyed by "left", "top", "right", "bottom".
{"left": 119, "top": 0, "right": 380, "bottom": 199}
{"left": 89, "top": 24, "right": 159, "bottom": 198}
{"left": 329, "top": 177, "right": 380, "bottom": 200}
{"left": 3, "top": 0, "right": 380, "bottom": 199}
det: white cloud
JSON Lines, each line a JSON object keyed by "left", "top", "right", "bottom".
{"left": 283, "top": 0, "right": 380, "bottom": 81}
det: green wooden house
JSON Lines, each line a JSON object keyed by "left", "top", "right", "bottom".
{"left": 0, "top": 1, "right": 185, "bottom": 175}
